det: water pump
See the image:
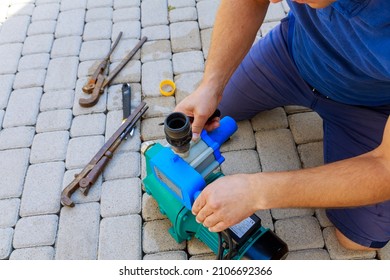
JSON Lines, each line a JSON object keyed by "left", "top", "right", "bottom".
{"left": 142, "top": 112, "right": 288, "bottom": 259}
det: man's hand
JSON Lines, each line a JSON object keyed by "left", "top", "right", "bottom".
{"left": 192, "top": 174, "right": 259, "bottom": 232}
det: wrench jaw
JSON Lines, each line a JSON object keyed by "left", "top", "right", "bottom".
{"left": 78, "top": 74, "right": 105, "bottom": 107}
{"left": 61, "top": 193, "right": 75, "bottom": 208}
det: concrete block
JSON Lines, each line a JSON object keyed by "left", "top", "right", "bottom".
{"left": 251, "top": 107, "right": 288, "bottom": 131}
{"left": 187, "top": 237, "right": 212, "bottom": 256}
{"left": 87, "top": 0, "right": 113, "bottom": 9}
{"left": 32, "top": 3, "right": 60, "bottom": 21}
{"left": 286, "top": 249, "right": 330, "bottom": 260}
{"left": 79, "top": 39, "right": 111, "bottom": 61}
{"left": 140, "top": 117, "right": 165, "bottom": 141}
{"left": 168, "top": 0, "right": 195, "bottom": 8}
{"left": 141, "top": 40, "right": 171, "bottom": 63}
{"left": 0, "top": 75, "right": 15, "bottom": 109}
{"left": 103, "top": 151, "right": 140, "bottom": 180}
{"left": 200, "top": 28, "right": 212, "bottom": 59}
{"left": 36, "top": 109, "right": 73, "bottom": 133}
{"left": 7, "top": 3, "right": 34, "bottom": 17}
{"left": 144, "top": 251, "right": 188, "bottom": 260}
{"left": 271, "top": 208, "right": 314, "bottom": 220}
{"left": 143, "top": 96, "right": 175, "bottom": 119}
{"left": 10, "top": 246, "right": 55, "bottom": 260}
{"left": 0, "top": 198, "right": 20, "bottom": 228}
{"left": 30, "top": 131, "right": 69, "bottom": 164}
{"left": 44, "top": 56, "right": 79, "bottom": 92}
{"left": 51, "top": 36, "right": 82, "bottom": 58}
{"left": 0, "top": 228, "right": 13, "bottom": 259}
{"left": 22, "top": 34, "right": 53, "bottom": 55}
{"left": 221, "top": 150, "right": 261, "bottom": 175}
{"left": 70, "top": 113, "right": 106, "bottom": 137}
{"left": 0, "top": 43, "right": 23, "bottom": 74}
{"left": 142, "top": 60, "right": 173, "bottom": 97}
{"left": 27, "top": 20, "right": 57, "bottom": 36}
{"left": 141, "top": 0, "right": 168, "bottom": 27}
{"left": 109, "top": 38, "right": 141, "bottom": 62}
{"left": 60, "top": 0, "right": 87, "bottom": 11}
{"left": 172, "top": 51, "right": 204, "bottom": 74}
{"left": 220, "top": 120, "right": 256, "bottom": 152}
{"left": 170, "top": 21, "right": 201, "bottom": 52}
{"left": 114, "top": 0, "right": 140, "bottom": 9}
{"left": 65, "top": 135, "right": 105, "bottom": 169}
{"left": 142, "top": 193, "right": 166, "bottom": 221}
{"left": 40, "top": 90, "right": 74, "bottom": 111}
{"left": 174, "top": 72, "right": 203, "bottom": 104}
{"left": 18, "top": 53, "right": 50, "bottom": 71}
{"left": 108, "top": 60, "right": 141, "bottom": 84}
{"left": 112, "top": 21, "right": 141, "bottom": 40}
{"left": 141, "top": 25, "right": 170, "bottom": 41}
{"left": 378, "top": 242, "right": 390, "bottom": 260}
{"left": 196, "top": 0, "right": 218, "bottom": 29}
{"left": 315, "top": 209, "right": 333, "bottom": 228}
{"left": 84, "top": 20, "right": 113, "bottom": 41}
{"left": 55, "top": 9, "right": 86, "bottom": 38}
{"left": 13, "top": 69, "right": 47, "bottom": 89}
{"left": 0, "top": 126, "right": 35, "bottom": 150}
{"left": 288, "top": 112, "right": 323, "bottom": 144}
{"left": 86, "top": 7, "right": 113, "bottom": 22}
{"left": 297, "top": 141, "right": 324, "bottom": 168}
{"left": 169, "top": 7, "right": 197, "bottom": 23}
{"left": 113, "top": 7, "right": 140, "bottom": 23}
{"left": 0, "top": 15, "right": 30, "bottom": 44}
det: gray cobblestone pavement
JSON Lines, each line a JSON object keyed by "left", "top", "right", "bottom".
{"left": 0, "top": 0, "right": 389, "bottom": 260}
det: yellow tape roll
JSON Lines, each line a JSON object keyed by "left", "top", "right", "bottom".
{"left": 159, "top": 79, "right": 176, "bottom": 96}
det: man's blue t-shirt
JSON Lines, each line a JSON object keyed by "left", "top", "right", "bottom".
{"left": 287, "top": 0, "right": 390, "bottom": 106}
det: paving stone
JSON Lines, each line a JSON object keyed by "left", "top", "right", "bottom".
{"left": 0, "top": 198, "right": 20, "bottom": 228}
{"left": 40, "top": 90, "right": 74, "bottom": 111}
{"left": 378, "top": 242, "right": 390, "bottom": 260}
{"left": 288, "top": 112, "right": 323, "bottom": 145}
{"left": 44, "top": 56, "right": 78, "bottom": 92}
{"left": 189, "top": 253, "right": 215, "bottom": 260}
{"left": 255, "top": 129, "right": 301, "bottom": 172}
{"left": 112, "top": 21, "right": 141, "bottom": 40}
{"left": 140, "top": 117, "right": 165, "bottom": 141}
{"left": 79, "top": 39, "right": 111, "bottom": 61}
{"left": 0, "top": 149, "right": 30, "bottom": 199}
{"left": 251, "top": 107, "right": 288, "bottom": 131}
{"left": 0, "top": 15, "right": 30, "bottom": 44}
{"left": 30, "top": 131, "right": 69, "bottom": 163}
{"left": 87, "top": 0, "right": 113, "bottom": 9}
{"left": 169, "top": 7, "right": 197, "bottom": 23}
{"left": 103, "top": 151, "right": 140, "bottom": 180}
{"left": 169, "top": 0, "right": 195, "bottom": 8}
{"left": 84, "top": 20, "right": 112, "bottom": 41}
{"left": 0, "top": 75, "right": 15, "bottom": 109}
{"left": 0, "top": 126, "right": 35, "bottom": 150}
{"left": 142, "top": 60, "right": 173, "bottom": 97}
{"left": 109, "top": 60, "right": 141, "bottom": 85}
{"left": 107, "top": 83, "right": 142, "bottom": 112}
{"left": 113, "top": 7, "right": 140, "bottom": 22}
{"left": 143, "top": 96, "right": 175, "bottom": 119}
{"left": 10, "top": 246, "right": 55, "bottom": 260}
{"left": 286, "top": 249, "right": 330, "bottom": 260}
{"left": 0, "top": 43, "right": 23, "bottom": 74}
{"left": 28, "top": 21, "right": 57, "bottom": 37}
{"left": 264, "top": 2, "right": 286, "bottom": 22}
{"left": 297, "top": 141, "right": 324, "bottom": 168}
{"left": 141, "top": 0, "right": 168, "bottom": 27}
{"left": 13, "top": 69, "right": 47, "bottom": 89}
{"left": 98, "top": 215, "right": 142, "bottom": 260}
{"left": 2, "top": 87, "right": 42, "bottom": 128}
{"left": 200, "top": 28, "right": 212, "bottom": 59}
{"left": 36, "top": 109, "right": 73, "bottom": 133}
{"left": 196, "top": 0, "right": 218, "bottom": 29}
{"left": 62, "top": 168, "right": 102, "bottom": 205}
{"left": 274, "top": 216, "right": 324, "bottom": 251}
{"left": 0, "top": 228, "right": 13, "bottom": 259}
{"left": 70, "top": 113, "right": 106, "bottom": 137}
{"left": 78, "top": 60, "right": 100, "bottom": 78}
{"left": 170, "top": 21, "right": 201, "bottom": 52}
{"left": 144, "top": 251, "right": 188, "bottom": 260}
{"left": 60, "top": 0, "right": 87, "bottom": 12}
{"left": 221, "top": 150, "right": 261, "bottom": 175}
{"left": 284, "top": 105, "right": 312, "bottom": 114}
{"left": 101, "top": 178, "right": 141, "bottom": 217}
{"left": 55, "top": 202, "right": 100, "bottom": 260}
{"left": 22, "top": 34, "right": 54, "bottom": 55}
{"left": 72, "top": 78, "right": 108, "bottom": 116}
{"left": 109, "top": 38, "right": 141, "bottom": 62}
{"left": 271, "top": 208, "right": 314, "bottom": 220}
{"left": 141, "top": 193, "right": 166, "bottom": 221}
{"left": 188, "top": 237, "right": 213, "bottom": 256}
{"left": 19, "top": 162, "right": 64, "bottom": 217}
{"left": 141, "top": 25, "right": 170, "bottom": 41}
{"left": 323, "top": 227, "right": 376, "bottom": 260}
{"left": 174, "top": 72, "right": 203, "bottom": 104}
{"left": 7, "top": 3, "right": 34, "bottom": 17}
{"left": 51, "top": 36, "right": 82, "bottom": 58}
{"left": 18, "top": 53, "right": 50, "bottom": 71}
{"left": 13, "top": 215, "right": 58, "bottom": 248}
{"left": 141, "top": 40, "right": 171, "bottom": 63}
{"left": 86, "top": 7, "right": 113, "bottom": 22}
{"left": 315, "top": 209, "right": 333, "bottom": 228}
{"left": 0, "top": 110, "right": 4, "bottom": 129}
{"left": 172, "top": 51, "right": 204, "bottom": 74}
{"left": 255, "top": 209, "right": 274, "bottom": 231}
{"left": 114, "top": 0, "right": 140, "bottom": 9}
{"left": 32, "top": 3, "right": 60, "bottom": 21}
{"left": 260, "top": 21, "right": 280, "bottom": 37}
{"left": 55, "top": 9, "right": 86, "bottom": 38}
{"left": 65, "top": 135, "right": 105, "bottom": 169}
{"left": 220, "top": 120, "right": 256, "bottom": 152}
{"left": 36, "top": 0, "right": 60, "bottom": 4}
{"left": 143, "top": 219, "right": 186, "bottom": 254}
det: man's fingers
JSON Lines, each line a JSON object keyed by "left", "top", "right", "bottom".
{"left": 208, "top": 221, "right": 228, "bottom": 233}
{"left": 191, "top": 115, "right": 209, "bottom": 140}
{"left": 192, "top": 192, "right": 206, "bottom": 215}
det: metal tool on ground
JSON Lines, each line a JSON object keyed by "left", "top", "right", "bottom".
{"left": 61, "top": 102, "right": 148, "bottom": 207}
{"left": 79, "top": 36, "right": 148, "bottom": 107}
{"left": 142, "top": 111, "right": 288, "bottom": 260}
{"left": 122, "top": 83, "right": 134, "bottom": 137}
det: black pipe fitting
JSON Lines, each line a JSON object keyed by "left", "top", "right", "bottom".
{"left": 164, "top": 112, "right": 192, "bottom": 154}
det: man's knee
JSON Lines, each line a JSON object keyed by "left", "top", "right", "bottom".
{"left": 335, "top": 229, "right": 377, "bottom": 251}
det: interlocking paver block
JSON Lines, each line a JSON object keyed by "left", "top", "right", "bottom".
{"left": 27, "top": 20, "right": 57, "bottom": 36}
{"left": 141, "top": 25, "right": 170, "bottom": 41}
{"left": 0, "top": 15, "right": 30, "bottom": 44}
{"left": 19, "top": 162, "right": 64, "bottom": 217}
{"left": 101, "top": 178, "right": 141, "bottom": 217}
{"left": 0, "top": 228, "right": 13, "bottom": 260}
{"left": 0, "top": 198, "right": 20, "bottom": 228}
{"left": 2, "top": 87, "right": 42, "bottom": 128}
{"left": 251, "top": 107, "right": 288, "bottom": 131}
{"left": 112, "top": 21, "right": 141, "bottom": 40}
{"left": 114, "top": 0, "right": 140, "bottom": 9}
{"left": 87, "top": 0, "right": 113, "bottom": 9}
{"left": 196, "top": 0, "right": 219, "bottom": 29}
{"left": 141, "top": 40, "right": 171, "bottom": 63}
{"left": 0, "top": 111, "right": 4, "bottom": 130}
{"left": 79, "top": 39, "right": 111, "bottom": 61}
{"left": 55, "top": 9, "right": 86, "bottom": 38}
{"left": 172, "top": 51, "right": 204, "bottom": 74}
{"left": 86, "top": 7, "right": 113, "bottom": 22}
{"left": 22, "top": 34, "right": 53, "bottom": 55}
{"left": 169, "top": 7, "right": 197, "bottom": 23}
{"left": 99, "top": 215, "right": 142, "bottom": 260}
{"left": 65, "top": 135, "right": 105, "bottom": 169}
{"left": 18, "top": 53, "right": 50, "bottom": 71}
{"left": 255, "top": 129, "right": 301, "bottom": 172}
{"left": 13, "top": 215, "right": 58, "bottom": 248}
{"left": 141, "top": 0, "right": 168, "bottom": 27}
{"left": 0, "top": 149, "right": 30, "bottom": 199}
{"left": 0, "top": 126, "right": 35, "bottom": 150}
{"left": 221, "top": 150, "right": 261, "bottom": 175}
{"left": 60, "top": 0, "right": 87, "bottom": 12}
{"left": 113, "top": 7, "right": 140, "bottom": 23}
{"left": 36, "top": 109, "right": 73, "bottom": 133}
{"left": 284, "top": 105, "right": 312, "bottom": 114}
{"left": 315, "top": 209, "right": 333, "bottom": 228}
{"left": 142, "top": 219, "right": 186, "bottom": 254}
{"left": 0, "top": 43, "right": 23, "bottom": 74}
{"left": 378, "top": 243, "right": 390, "bottom": 260}
{"left": 323, "top": 227, "right": 376, "bottom": 260}
{"left": 0, "top": 75, "right": 14, "bottom": 109}
{"left": 44, "top": 56, "right": 78, "bottom": 92}
{"left": 255, "top": 210, "right": 274, "bottom": 231}
{"left": 78, "top": 60, "right": 99, "bottom": 78}
{"left": 220, "top": 120, "right": 256, "bottom": 152}
{"left": 143, "top": 96, "right": 175, "bottom": 118}
{"left": 142, "top": 60, "right": 173, "bottom": 97}
{"left": 40, "top": 90, "right": 74, "bottom": 111}
{"left": 84, "top": 20, "right": 113, "bottom": 41}
{"left": 200, "top": 28, "right": 212, "bottom": 59}
{"left": 144, "top": 251, "right": 188, "bottom": 260}
{"left": 32, "top": 3, "right": 60, "bottom": 21}
{"left": 103, "top": 152, "right": 140, "bottom": 180}
{"left": 7, "top": 3, "right": 34, "bottom": 17}
{"left": 271, "top": 208, "right": 314, "bottom": 220}
{"left": 170, "top": 21, "right": 201, "bottom": 52}
{"left": 169, "top": 0, "right": 195, "bottom": 8}
{"left": 275, "top": 216, "right": 324, "bottom": 251}
{"left": 109, "top": 38, "right": 141, "bottom": 62}
{"left": 297, "top": 141, "right": 324, "bottom": 168}
{"left": 288, "top": 112, "right": 323, "bottom": 144}
{"left": 70, "top": 113, "right": 106, "bottom": 137}
{"left": 10, "top": 246, "right": 55, "bottom": 260}
{"left": 286, "top": 249, "right": 330, "bottom": 260}
{"left": 188, "top": 237, "right": 212, "bottom": 256}
{"left": 30, "top": 131, "right": 69, "bottom": 164}
{"left": 55, "top": 202, "right": 100, "bottom": 260}
{"left": 51, "top": 36, "right": 82, "bottom": 58}
{"left": 174, "top": 72, "right": 203, "bottom": 104}
{"left": 13, "top": 69, "right": 47, "bottom": 89}
{"left": 142, "top": 193, "right": 166, "bottom": 222}
{"left": 108, "top": 60, "right": 141, "bottom": 84}
{"left": 140, "top": 117, "right": 165, "bottom": 141}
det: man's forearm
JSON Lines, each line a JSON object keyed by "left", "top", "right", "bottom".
{"left": 203, "top": 0, "right": 269, "bottom": 95}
